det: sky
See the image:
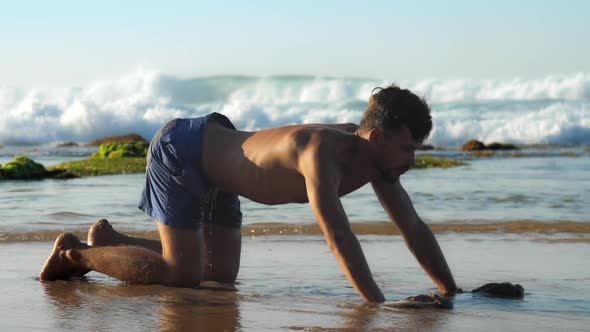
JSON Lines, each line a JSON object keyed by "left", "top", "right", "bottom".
{"left": 1, "top": 0, "right": 589, "bottom": 88}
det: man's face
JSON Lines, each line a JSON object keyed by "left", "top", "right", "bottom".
{"left": 372, "top": 127, "right": 420, "bottom": 182}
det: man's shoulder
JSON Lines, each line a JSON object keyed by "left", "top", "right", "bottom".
{"left": 286, "top": 125, "right": 366, "bottom": 169}
{"left": 288, "top": 124, "right": 359, "bottom": 147}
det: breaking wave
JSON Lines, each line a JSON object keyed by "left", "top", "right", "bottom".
{"left": 1, "top": 70, "right": 589, "bottom": 146}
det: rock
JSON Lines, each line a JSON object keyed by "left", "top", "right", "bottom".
{"left": 85, "top": 134, "right": 148, "bottom": 147}
{"left": 467, "top": 151, "right": 495, "bottom": 158}
{"left": 0, "top": 156, "right": 48, "bottom": 180}
{"left": 419, "top": 144, "right": 435, "bottom": 151}
{"left": 56, "top": 141, "right": 79, "bottom": 148}
{"left": 93, "top": 141, "right": 149, "bottom": 158}
{"left": 472, "top": 282, "right": 524, "bottom": 299}
{"left": 462, "top": 140, "right": 487, "bottom": 151}
{"left": 486, "top": 142, "right": 518, "bottom": 150}
{"left": 389, "top": 294, "right": 453, "bottom": 309}
{"left": 462, "top": 140, "right": 518, "bottom": 152}
{"left": 46, "top": 168, "right": 79, "bottom": 179}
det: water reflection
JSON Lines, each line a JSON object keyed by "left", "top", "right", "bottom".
{"left": 41, "top": 279, "right": 241, "bottom": 331}
{"left": 339, "top": 302, "right": 449, "bottom": 331}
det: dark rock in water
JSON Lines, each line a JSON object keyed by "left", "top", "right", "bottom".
{"left": 462, "top": 140, "right": 518, "bottom": 152}
{"left": 472, "top": 282, "right": 524, "bottom": 298}
{"left": 462, "top": 140, "right": 487, "bottom": 151}
{"left": 419, "top": 144, "right": 435, "bottom": 151}
{"left": 56, "top": 141, "right": 79, "bottom": 147}
{"left": 0, "top": 156, "right": 47, "bottom": 180}
{"left": 390, "top": 294, "right": 453, "bottom": 309}
{"left": 486, "top": 142, "right": 518, "bottom": 150}
{"left": 86, "top": 134, "right": 148, "bottom": 147}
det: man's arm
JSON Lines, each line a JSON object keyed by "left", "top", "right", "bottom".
{"left": 371, "top": 179, "right": 459, "bottom": 295}
{"left": 300, "top": 145, "right": 385, "bottom": 303}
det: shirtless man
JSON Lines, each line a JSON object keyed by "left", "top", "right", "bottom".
{"left": 39, "top": 85, "right": 458, "bottom": 302}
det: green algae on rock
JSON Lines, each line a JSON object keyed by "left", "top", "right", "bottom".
{"left": 48, "top": 157, "right": 146, "bottom": 177}
{"left": 0, "top": 156, "right": 76, "bottom": 180}
{"left": 39, "top": 136, "right": 149, "bottom": 178}
{"left": 414, "top": 156, "right": 466, "bottom": 169}
{"left": 85, "top": 134, "right": 148, "bottom": 147}
{"left": 0, "top": 156, "right": 48, "bottom": 179}
{"left": 93, "top": 141, "right": 148, "bottom": 159}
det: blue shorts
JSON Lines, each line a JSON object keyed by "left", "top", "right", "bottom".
{"left": 138, "top": 113, "right": 242, "bottom": 230}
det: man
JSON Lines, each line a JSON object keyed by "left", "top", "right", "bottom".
{"left": 40, "top": 85, "right": 459, "bottom": 302}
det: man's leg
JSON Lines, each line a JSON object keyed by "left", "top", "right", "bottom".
{"left": 87, "top": 219, "right": 240, "bottom": 283}
{"left": 39, "top": 222, "right": 202, "bottom": 287}
{"left": 201, "top": 223, "right": 241, "bottom": 283}
{"left": 88, "top": 219, "right": 162, "bottom": 253}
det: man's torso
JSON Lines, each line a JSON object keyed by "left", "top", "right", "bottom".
{"left": 201, "top": 120, "right": 377, "bottom": 205}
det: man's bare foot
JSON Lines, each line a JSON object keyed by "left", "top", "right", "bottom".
{"left": 39, "top": 233, "right": 90, "bottom": 281}
{"left": 88, "top": 218, "right": 122, "bottom": 246}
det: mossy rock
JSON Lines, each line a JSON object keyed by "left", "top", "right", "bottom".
{"left": 49, "top": 157, "right": 146, "bottom": 177}
{"left": 462, "top": 140, "right": 486, "bottom": 151}
{"left": 86, "top": 134, "right": 148, "bottom": 147}
{"left": 93, "top": 141, "right": 149, "bottom": 159}
{"left": 0, "top": 144, "right": 4, "bottom": 149}
{"left": 0, "top": 156, "right": 48, "bottom": 180}
{"left": 414, "top": 156, "right": 467, "bottom": 169}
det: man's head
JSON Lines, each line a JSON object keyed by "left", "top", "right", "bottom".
{"left": 359, "top": 84, "right": 432, "bottom": 142}
{"left": 358, "top": 85, "right": 433, "bottom": 181}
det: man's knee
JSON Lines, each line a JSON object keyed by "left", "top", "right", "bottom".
{"left": 163, "top": 264, "right": 201, "bottom": 288}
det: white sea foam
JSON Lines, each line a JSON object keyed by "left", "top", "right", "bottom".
{"left": 0, "top": 69, "right": 588, "bottom": 145}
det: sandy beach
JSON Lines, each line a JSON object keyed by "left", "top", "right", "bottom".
{"left": 2, "top": 234, "right": 589, "bottom": 331}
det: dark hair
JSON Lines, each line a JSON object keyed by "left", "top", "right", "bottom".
{"left": 359, "top": 84, "right": 432, "bottom": 142}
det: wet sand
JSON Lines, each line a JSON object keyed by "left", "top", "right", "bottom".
{"left": 1, "top": 235, "right": 589, "bottom": 331}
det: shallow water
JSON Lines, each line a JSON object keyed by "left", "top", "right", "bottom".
{"left": 2, "top": 235, "right": 589, "bottom": 331}
{"left": 1, "top": 147, "right": 589, "bottom": 237}
{"left": 1, "top": 146, "right": 589, "bottom": 330}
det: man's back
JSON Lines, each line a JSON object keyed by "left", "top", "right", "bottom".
{"left": 202, "top": 121, "right": 373, "bottom": 205}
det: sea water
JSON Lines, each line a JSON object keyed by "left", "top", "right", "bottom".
{"left": 0, "top": 147, "right": 588, "bottom": 237}
{"left": 1, "top": 72, "right": 589, "bottom": 330}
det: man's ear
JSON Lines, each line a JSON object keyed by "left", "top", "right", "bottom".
{"left": 368, "top": 128, "right": 383, "bottom": 143}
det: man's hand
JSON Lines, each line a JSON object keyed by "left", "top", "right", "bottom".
{"left": 300, "top": 139, "right": 385, "bottom": 303}
{"left": 372, "top": 179, "right": 458, "bottom": 295}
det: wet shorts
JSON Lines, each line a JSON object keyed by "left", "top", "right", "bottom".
{"left": 138, "top": 113, "right": 242, "bottom": 230}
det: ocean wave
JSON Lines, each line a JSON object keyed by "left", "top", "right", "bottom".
{"left": 1, "top": 70, "right": 589, "bottom": 145}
